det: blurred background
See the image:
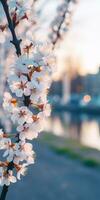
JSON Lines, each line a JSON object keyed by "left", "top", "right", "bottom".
{"left": 1, "top": 0, "right": 100, "bottom": 199}
{"left": 45, "top": 0, "right": 100, "bottom": 150}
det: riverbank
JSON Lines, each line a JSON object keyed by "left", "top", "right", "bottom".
{"left": 40, "top": 133, "right": 100, "bottom": 167}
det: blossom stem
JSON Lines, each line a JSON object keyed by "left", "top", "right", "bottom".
{"left": 0, "top": 0, "right": 22, "bottom": 56}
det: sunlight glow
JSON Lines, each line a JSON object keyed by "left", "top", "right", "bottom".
{"left": 83, "top": 95, "right": 91, "bottom": 104}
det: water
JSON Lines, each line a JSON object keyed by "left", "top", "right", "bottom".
{"left": 44, "top": 111, "right": 100, "bottom": 150}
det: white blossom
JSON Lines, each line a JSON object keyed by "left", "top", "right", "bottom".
{"left": 11, "top": 106, "right": 33, "bottom": 125}
{"left": 17, "top": 163, "right": 28, "bottom": 180}
{"left": 3, "top": 170, "right": 16, "bottom": 186}
{"left": 9, "top": 75, "right": 32, "bottom": 97}
{"left": 14, "top": 142, "right": 35, "bottom": 164}
{"left": 43, "top": 104, "right": 51, "bottom": 117}
{"left": 17, "top": 123, "right": 38, "bottom": 140}
{"left": 3, "top": 92, "right": 17, "bottom": 112}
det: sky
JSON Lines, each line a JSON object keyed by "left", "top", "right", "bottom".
{"left": 63, "top": 0, "right": 100, "bottom": 75}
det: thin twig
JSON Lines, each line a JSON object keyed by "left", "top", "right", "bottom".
{"left": 52, "top": 0, "right": 72, "bottom": 47}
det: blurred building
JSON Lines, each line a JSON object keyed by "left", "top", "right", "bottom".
{"left": 49, "top": 67, "right": 100, "bottom": 104}
{"left": 50, "top": 80, "right": 63, "bottom": 97}
{"left": 71, "top": 68, "right": 100, "bottom": 96}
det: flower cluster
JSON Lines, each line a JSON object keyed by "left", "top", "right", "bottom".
{"left": 0, "top": 42, "right": 55, "bottom": 185}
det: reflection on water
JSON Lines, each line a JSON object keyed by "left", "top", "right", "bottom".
{"left": 44, "top": 112, "right": 100, "bottom": 150}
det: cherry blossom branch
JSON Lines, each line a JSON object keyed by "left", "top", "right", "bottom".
{"left": 53, "top": 0, "right": 71, "bottom": 46}
{"left": 0, "top": 1, "right": 77, "bottom": 200}
{"left": 0, "top": 0, "right": 22, "bottom": 56}
{"left": 0, "top": 2, "right": 46, "bottom": 200}
{"left": 0, "top": 3, "right": 33, "bottom": 197}
{"left": 0, "top": 0, "right": 22, "bottom": 199}
{"left": 49, "top": 0, "right": 77, "bottom": 48}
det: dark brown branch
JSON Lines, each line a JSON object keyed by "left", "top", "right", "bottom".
{"left": 0, "top": 0, "right": 22, "bottom": 56}
{"left": 0, "top": 186, "right": 9, "bottom": 200}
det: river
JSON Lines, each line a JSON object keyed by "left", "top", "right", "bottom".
{"left": 44, "top": 111, "right": 100, "bottom": 150}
